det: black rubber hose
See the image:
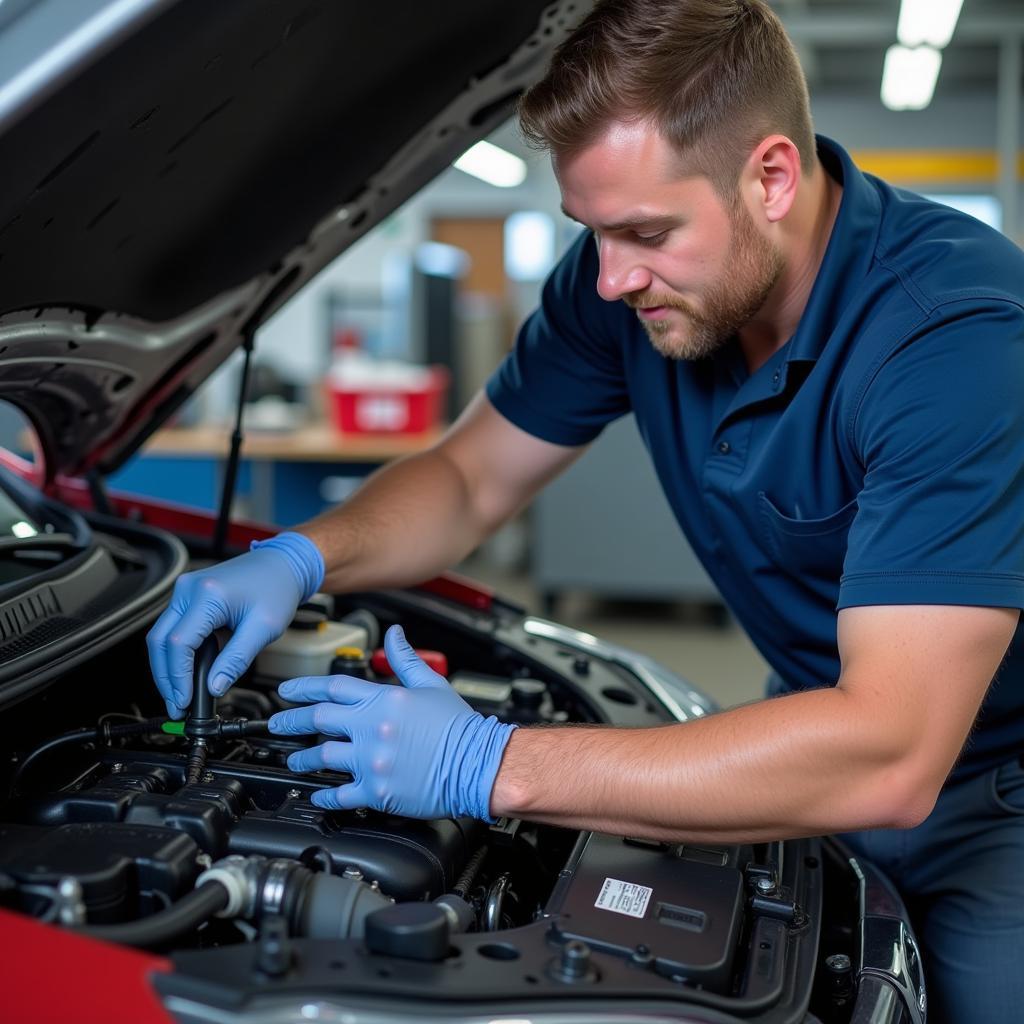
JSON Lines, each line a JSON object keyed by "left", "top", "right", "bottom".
{"left": 11, "top": 729, "right": 96, "bottom": 795}
{"left": 74, "top": 882, "right": 229, "bottom": 949}
{"left": 103, "top": 717, "right": 171, "bottom": 741}
{"left": 11, "top": 718, "right": 172, "bottom": 796}
{"left": 189, "top": 635, "right": 219, "bottom": 723}
{"left": 185, "top": 635, "right": 221, "bottom": 784}
{"left": 218, "top": 719, "right": 270, "bottom": 738}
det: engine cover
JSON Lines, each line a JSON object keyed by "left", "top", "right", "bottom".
{"left": 0, "top": 821, "right": 198, "bottom": 922}
{"left": 19, "top": 757, "right": 480, "bottom": 902}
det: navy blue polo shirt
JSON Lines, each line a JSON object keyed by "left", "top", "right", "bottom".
{"left": 486, "top": 136, "right": 1024, "bottom": 778}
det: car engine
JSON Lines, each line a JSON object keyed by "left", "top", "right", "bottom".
{"left": 0, "top": 500, "right": 924, "bottom": 1023}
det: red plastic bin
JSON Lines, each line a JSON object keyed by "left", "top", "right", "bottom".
{"left": 328, "top": 366, "right": 449, "bottom": 435}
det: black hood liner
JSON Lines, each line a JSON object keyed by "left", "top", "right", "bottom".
{"left": 0, "top": 0, "right": 552, "bottom": 322}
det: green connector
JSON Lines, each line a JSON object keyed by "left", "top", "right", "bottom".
{"left": 161, "top": 720, "right": 186, "bottom": 735}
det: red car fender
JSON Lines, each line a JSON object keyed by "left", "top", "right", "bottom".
{"left": 0, "top": 908, "right": 174, "bottom": 1024}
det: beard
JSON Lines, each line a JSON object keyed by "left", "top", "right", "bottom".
{"left": 626, "top": 202, "right": 785, "bottom": 361}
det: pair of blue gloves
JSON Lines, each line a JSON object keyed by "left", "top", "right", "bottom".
{"left": 147, "top": 532, "right": 515, "bottom": 821}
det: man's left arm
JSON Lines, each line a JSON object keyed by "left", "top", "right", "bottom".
{"left": 489, "top": 604, "right": 1019, "bottom": 841}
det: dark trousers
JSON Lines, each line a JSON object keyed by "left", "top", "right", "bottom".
{"left": 839, "top": 757, "right": 1024, "bottom": 1024}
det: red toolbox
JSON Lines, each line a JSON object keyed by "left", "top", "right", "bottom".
{"left": 327, "top": 364, "right": 449, "bottom": 435}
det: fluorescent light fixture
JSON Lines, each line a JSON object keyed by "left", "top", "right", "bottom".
{"left": 897, "top": 0, "right": 964, "bottom": 49}
{"left": 881, "top": 45, "right": 942, "bottom": 111}
{"left": 504, "top": 211, "right": 556, "bottom": 281}
{"left": 413, "top": 240, "right": 470, "bottom": 278}
{"left": 453, "top": 141, "right": 527, "bottom": 188}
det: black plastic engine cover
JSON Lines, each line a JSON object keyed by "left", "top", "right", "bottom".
{"left": 27, "top": 767, "right": 246, "bottom": 857}
{"left": 546, "top": 833, "right": 745, "bottom": 988}
{"left": 229, "top": 798, "right": 477, "bottom": 902}
{"left": 19, "top": 758, "right": 479, "bottom": 902}
{"left": 0, "top": 821, "right": 198, "bottom": 922}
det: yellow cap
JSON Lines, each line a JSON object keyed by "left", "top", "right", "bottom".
{"left": 334, "top": 646, "right": 366, "bottom": 659}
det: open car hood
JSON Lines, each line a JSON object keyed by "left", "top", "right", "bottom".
{"left": 0, "top": 0, "right": 586, "bottom": 481}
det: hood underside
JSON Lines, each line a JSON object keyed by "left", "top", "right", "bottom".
{"left": 0, "top": 0, "right": 585, "bottom": 479}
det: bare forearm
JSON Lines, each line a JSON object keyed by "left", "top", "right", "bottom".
{"left": 286, "top": 396, "right": 580, "bottom": 596}
{"left": 295, "top": 448, "right": 490, "bottom": 593}
{"left": 490, "top": 687, "right": 934, "bottom": 842}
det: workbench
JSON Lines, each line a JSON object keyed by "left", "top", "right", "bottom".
{"left": 107, "top": 423, "right": 443, "bottom": 526}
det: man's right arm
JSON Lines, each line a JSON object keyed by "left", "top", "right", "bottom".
{"left": 148, "top": 393, "right": 583, "bottom": 714}
{"left": 298, "top": 392, "right": 585, "bottom": 593}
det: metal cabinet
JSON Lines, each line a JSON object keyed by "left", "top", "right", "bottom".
{"left": 532, "top": 415, "right": 721, "bottom": 615}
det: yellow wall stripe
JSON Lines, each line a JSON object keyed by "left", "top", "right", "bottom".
{"left": 850, "top": 150, "right": 1024, "bottom": 184}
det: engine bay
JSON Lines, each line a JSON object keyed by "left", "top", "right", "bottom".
{"left": 0, "top": 506, "right": 912, "bottom": 1023}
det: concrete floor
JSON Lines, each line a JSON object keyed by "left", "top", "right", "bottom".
{"left": 458, "top": 557, "right": 769, "bottom": 710}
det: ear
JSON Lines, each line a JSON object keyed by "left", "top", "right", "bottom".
{"left": 741, "top": 135, "right": 802, "bottom": 225}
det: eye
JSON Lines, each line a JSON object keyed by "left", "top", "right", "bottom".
{"left": 634, "top": 231, "right": 667, "bottom": 248}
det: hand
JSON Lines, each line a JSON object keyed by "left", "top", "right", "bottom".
{"left": 268, "top": 625, "right": 517, "bottom": 821}
{"left": 147, "top": 532, "right": 324, "bottom": 719}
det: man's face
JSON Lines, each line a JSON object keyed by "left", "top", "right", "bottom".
{"left": 556, "top": 122, "right": 785, "bottom": 360}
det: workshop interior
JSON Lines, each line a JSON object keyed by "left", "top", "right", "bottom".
{"left": 0, "top": 1, "right": 1020, "bottom": 1022}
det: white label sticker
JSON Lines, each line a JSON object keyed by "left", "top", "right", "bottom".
{"left": 355, "top": 395, "right": 408, "bottom": 431}
{"left": 594, "top": 877, "right": 653, "bottom": 919}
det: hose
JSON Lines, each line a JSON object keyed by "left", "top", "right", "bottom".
{"left": 219, "top": 719, "right": 270, "bottom": 737}
{"left": 73, "top": 881, "right": 230, "bottom": 949}
{"left": 11, "top": 715, "right": 269, "bottom": 797}
{"left": 11, "top": 729, "right": 96, "bottom": 795}
{"left": 185, "top": 635, "right": 220, "bottom": 784}
{"left": 11, "top": 718, "right": 171, "bottom": 796}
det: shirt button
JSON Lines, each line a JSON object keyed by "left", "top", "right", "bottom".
{"left": 717, "top": 441, "right": 731, "bottom": 455}
{"left": 772, "top": 370, "right": 781, "bottom": 388}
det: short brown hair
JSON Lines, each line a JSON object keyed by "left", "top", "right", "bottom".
{"left": 518, "top": 0, "right": 815, "bottom": 196}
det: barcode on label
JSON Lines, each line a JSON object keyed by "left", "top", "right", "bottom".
{"left": 594, "top": 877, "right": 653, "bottom": 918}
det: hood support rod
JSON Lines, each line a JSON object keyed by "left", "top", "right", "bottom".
{"left": 212, "top": 327, "right": 255, "bottom": 560}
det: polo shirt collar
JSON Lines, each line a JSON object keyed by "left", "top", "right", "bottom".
{"left": 785, "top": 135, "right": 883, "bottom": 366}
{"left": 709, "top": 137, "right": 882, "bottom": 425}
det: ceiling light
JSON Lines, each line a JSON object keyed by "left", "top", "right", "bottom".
{"left": 453, "top": 141, "right": 527, "bottom": 188}
{"left": 897, "top": 0, "right": 964, "bottom": 49}
{"left": 413, "top": 241, "right": 470, "bottom": 278}
{"left": 505, "top": 211, "right": 556, "bottom": 281}
{"left": 881, "top": 45, "right": 943, "bottom": 111}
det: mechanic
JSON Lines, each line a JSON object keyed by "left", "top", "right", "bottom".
{"left": 147, "top": 2, "right": 1024, "bottom": 1020}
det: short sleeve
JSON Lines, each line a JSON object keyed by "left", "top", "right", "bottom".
{"left": 485, "top": 230, "right": 631, "bottom": 446}
{"left": 838, "top": 300, "right": 1024, "bottom": 610}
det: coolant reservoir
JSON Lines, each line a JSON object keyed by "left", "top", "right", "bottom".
{"left": 256, "top": 606, "right": 369, "bottom": 680}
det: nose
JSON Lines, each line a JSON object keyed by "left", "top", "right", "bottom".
{"left": 595, "top": 239, "right": 652, "bottom": 302}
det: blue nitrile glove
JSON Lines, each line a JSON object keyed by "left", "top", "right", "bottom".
{"left": 268, "top": 625, "right": 517, "bottom": 821}
{"left": 147, "top": 532, "right": 324, "bottom": 719}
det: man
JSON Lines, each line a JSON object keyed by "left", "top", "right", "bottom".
{"left": 148, "top": 2, "right": 1024, "bottom": 1019}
